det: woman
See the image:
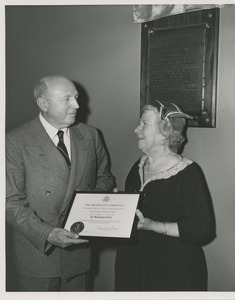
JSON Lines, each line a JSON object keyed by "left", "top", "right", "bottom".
{"left": 115, "top": 101, "right": 215, "bottom": 291}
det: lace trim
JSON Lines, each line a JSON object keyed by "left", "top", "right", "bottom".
{"left": 138, "top": 155, "right": 193, "bottom": 191}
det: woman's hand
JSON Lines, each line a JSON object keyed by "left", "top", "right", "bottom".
{"left": 136, "top": 209, "right": 154, "bottom": 231}
{"left": 136, "top": 209, "right": 180, "bottom": 237}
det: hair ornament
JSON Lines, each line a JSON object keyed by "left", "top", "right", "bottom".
{"left": 155, "top": 100, "right": 193, "bottom": 121}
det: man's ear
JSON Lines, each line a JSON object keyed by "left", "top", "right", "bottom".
{"left": 36, "top": 97, "right": 48, "bottom": 112}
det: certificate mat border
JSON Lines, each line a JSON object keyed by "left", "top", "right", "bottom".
{"left": 63, "top": 191, "right": 142, "bottom": 239}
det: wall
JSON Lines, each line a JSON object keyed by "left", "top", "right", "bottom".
{"left": 5, "top": 5, "right": 235, "bottom": 292}
{"left": 183, "top": 6, "right": 235, "bottom": 291}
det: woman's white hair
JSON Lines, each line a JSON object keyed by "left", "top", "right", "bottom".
{"left": 143, "top": 104, "right": 186, "bottom": 153}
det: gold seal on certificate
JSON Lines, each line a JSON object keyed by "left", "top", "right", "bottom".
{"left": 64, "top": 192, "right": 140, "bottom": 238}
{"left": 70, "top": 222, "right": 85, "bottom": 234}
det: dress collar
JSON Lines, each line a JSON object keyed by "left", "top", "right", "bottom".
{"left": 138, "top": 155, "right": 193, "bottom": 191}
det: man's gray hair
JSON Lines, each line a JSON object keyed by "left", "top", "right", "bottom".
{"left": 33, "top": 75, "right": 65, "bottom": 100}
{"left": 33, "top": 77, "right": 50, "bottom": 100}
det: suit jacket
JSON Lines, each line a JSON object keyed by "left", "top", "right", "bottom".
{"left": 6, "top": 117, "right": 114, "bottom": 278}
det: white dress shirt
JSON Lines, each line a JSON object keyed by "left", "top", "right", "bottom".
{"left": 39, "top": 113, "right": 71, "bottom": 159}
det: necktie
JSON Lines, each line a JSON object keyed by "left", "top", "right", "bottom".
{"left": 57, "top": 130, "right": 71, "bottom": 168}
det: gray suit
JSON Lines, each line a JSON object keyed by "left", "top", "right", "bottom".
{"left": 6, "top": 117, "right": 113, "bottom": 279}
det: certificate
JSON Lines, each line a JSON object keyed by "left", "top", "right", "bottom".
{"left": 64, "top": 192, "right": 140, "bottom": 238}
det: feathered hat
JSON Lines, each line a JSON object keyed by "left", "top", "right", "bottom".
{"left": 154, "top": 100, "right": 193, "bottom": 121}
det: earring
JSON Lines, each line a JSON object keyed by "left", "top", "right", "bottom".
{"left": 160, "top": 140, "right": 165, "bottom": 146}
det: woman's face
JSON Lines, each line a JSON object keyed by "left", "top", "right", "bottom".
{"left": 134, "top": 109, "right": 165, "bottom": 155}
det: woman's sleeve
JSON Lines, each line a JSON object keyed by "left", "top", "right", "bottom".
{"left": 178, "top": 163, "right": 215, "bottom": 244}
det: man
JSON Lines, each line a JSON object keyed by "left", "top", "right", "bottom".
{"left": 6, "top": 75, "right": 114, "bottom": 291}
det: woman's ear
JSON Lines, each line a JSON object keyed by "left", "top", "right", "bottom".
{"left": 160, "top": 139, "right": 167, "bottom": 146}
{"left": 36, "top": 97, "right": 48, "bottom": 112}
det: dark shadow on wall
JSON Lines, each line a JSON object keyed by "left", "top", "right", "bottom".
{"left": 73, "top": 81, "right": 91, "bottom": 125}
{"left": 178, "top": 120, "right": 189, "bottom": 155}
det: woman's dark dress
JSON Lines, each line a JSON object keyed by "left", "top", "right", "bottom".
{"left": 115, "top": 157, "right": 214, "bottom": 291}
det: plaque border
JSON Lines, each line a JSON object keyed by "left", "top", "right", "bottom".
{"left": 140, "top": 8, "right": 220, "bottom": 128}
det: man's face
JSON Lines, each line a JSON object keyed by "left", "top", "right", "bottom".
{"left": 43, "top": 78, "right": 79, "bottom": 129}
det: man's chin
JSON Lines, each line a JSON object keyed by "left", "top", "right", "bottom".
{"left": 66, "top": 117, "right": 76, "bottom": 127}
{"left": 137, "top": 144, "right": 144, "bottom": 152}
{"left": 137, "top": 140, "right": 144, "bottom": 147}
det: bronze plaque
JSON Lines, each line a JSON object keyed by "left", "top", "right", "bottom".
{"left": 148, "top": 25, "right": 205, "bottom": 113}
{"left": 141, "top": 8, "right": 219, "bottom": 127}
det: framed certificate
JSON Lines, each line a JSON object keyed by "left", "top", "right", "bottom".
{"left": 64, "top": 192, "right": 140, "bottom": 238}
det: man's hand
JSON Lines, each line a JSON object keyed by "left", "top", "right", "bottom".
{"left": 47, "top": 228, "right": 88, "bottom": 248}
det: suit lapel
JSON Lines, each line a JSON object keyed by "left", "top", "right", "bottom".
{"left": 25, "top": 118, "right": 90, "bottom": 216}
{"left": 26, "top": 118, "right": 70, "bottom": 183}
{"left": 59, "top": 124, "right": 90, "bottom": 215}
